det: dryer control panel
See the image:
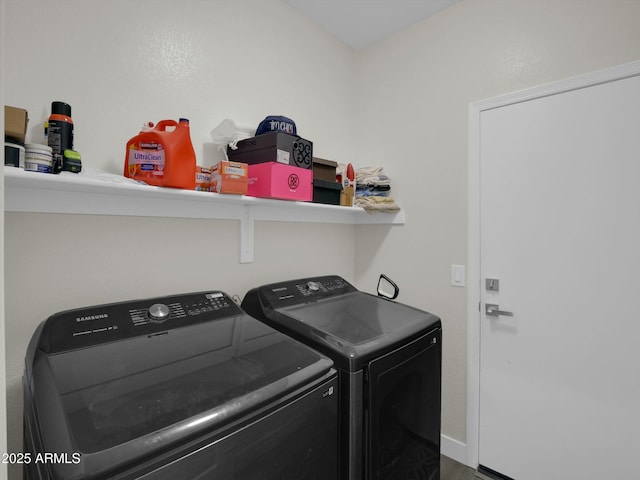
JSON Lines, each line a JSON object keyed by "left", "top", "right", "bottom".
{"left": 251, "top": 275, "right": 358, "bottom": 308}
{"left": 39, "top": 291, "right": 242, "bottom": 353}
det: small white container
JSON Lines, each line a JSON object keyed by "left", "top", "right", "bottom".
{"left": 25, "top": 143, "right": 53, "bottom": 173}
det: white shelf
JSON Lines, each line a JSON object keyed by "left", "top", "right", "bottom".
{"left": 4, "top": 167, "right": 405, "bottom": 262}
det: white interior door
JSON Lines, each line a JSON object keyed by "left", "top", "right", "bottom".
{"left": 478, "top": 73, "right": 640, "bottom": 479}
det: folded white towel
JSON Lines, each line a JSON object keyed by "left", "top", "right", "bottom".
{"left": 356, "top": 166, "right": 391, "bottom": 188}
{"left": 358, "top": 174, "right": 390, "bottom": 186}
{"left": 356, "top": 166, "right": 384, "bottom": 178}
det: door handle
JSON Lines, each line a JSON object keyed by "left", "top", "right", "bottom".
{"left": 485, "top": 304, "right": 514, "bottom": 317}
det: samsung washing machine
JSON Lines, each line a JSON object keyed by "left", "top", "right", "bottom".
{"left": 23, "top": 290, "right": 339, "bottom": 479}
{"left": 242, "top": 275, "right": 442, "bottom": 480}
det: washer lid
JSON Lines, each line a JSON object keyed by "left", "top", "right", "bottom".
{"left": 280, "top": 292, "right": 439, "bottom": 362}
{"left": 26, "top": 291, "right": 333, "bottom": 479}
{"left": 242, "top": 276, "right": 441, "bottom": 371}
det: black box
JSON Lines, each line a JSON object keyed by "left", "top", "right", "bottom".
{"left": 228, "top": 132, "right": 313, "bottom": 170}
{"left": 313, "top": 179, "right": 342, "bottom": 205}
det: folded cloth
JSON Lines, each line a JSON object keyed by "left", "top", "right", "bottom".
{"left": 356, "top": 187, "right": 390, "bottom": 197}
{"left": 355, "top": 195, "right": 401, "bottom": 213}
{"left": 356, "top": 166, "right": 391, "bottom": 187}
{"left": 358, "top": 174, "right": 390, "bottom": 187}
{"left": 356, "top": 184, "right": 391, "bottom": 193}
{"left": 355, "top": 166, "right": 383, "bottom": 178}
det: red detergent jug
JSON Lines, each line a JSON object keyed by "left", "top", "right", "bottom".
{"left": 124, "top": 118, "right": 196, "bottom": 189}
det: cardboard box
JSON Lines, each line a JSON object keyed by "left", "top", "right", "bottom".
{"left": 195, "top": 166, "right": 212, "bottom": 191}
{"left": 247, "top": 162, "right": 312, "bottom": 201}
{"left": 312, "top": 157, "right": 337, "bottom": 181}
{"left": 211, "top": 161, "right": 248, "bottom": 195}
{"left": 4, "top": 106, "right": 28, "bottom": 143}
{"left": 340, "top": 186, "right": 354, "bottom": 207}
{"left": 228, "top": 132, "right": 313, "bottom": 170}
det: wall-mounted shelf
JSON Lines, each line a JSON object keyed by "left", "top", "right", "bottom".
{"left": 3, "top": 167, "right": 405, "bottom": 263}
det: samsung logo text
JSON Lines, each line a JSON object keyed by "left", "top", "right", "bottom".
{"left": 76, "top": 314, "right": 109, "bottom": 322}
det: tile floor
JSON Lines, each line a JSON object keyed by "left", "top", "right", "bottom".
{"left": 441, "top": 455, "right": 481, "bottom": 480}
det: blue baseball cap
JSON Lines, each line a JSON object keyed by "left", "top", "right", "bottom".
{"left": 255, "top": 115, "right": 297, "bottom": 136}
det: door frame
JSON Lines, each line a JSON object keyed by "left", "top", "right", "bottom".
{"left": 465, "top": 59, "right": 640, "bottom": 468}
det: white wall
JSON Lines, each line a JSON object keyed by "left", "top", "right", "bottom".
{"left": 2, "top": 1, "right": 358, "bottom": 478}
{"left": 5, "top": 0, "right": 356, "bottom": 168}
{"left": 353, "top": 0, "right": 640, "bottom": 453}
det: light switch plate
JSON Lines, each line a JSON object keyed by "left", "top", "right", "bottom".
{"left": 451, "top": 264, "right": 466, "bottom": 287}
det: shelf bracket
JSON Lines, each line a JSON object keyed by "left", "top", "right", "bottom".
{"left": 239, "top": 205, "right": 254, "bottom": 263}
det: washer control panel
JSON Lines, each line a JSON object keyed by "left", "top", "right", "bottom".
{"left": 40, "top": 291, "right": 241, "bottom": 353}
{"left": 257, "top": 275, "right": 357, "bottom": 308}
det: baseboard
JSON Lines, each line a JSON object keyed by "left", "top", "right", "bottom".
{"left": 441, "top": 434, "right": 469, "bottom": 466}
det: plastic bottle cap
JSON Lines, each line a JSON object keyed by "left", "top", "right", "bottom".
{"left": 51, "top": 101, "right": 72, "bottom": 117}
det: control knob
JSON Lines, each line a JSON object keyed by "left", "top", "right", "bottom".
{"left": 306, "top": 281, "right": 321, "bottom": 292}
{"left": 148, "top": 303, "right": 171, "bottom": 323}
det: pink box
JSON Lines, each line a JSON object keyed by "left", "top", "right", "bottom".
{"left": 247, "top": 162, "right": 313, "bottom": 201}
